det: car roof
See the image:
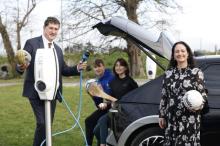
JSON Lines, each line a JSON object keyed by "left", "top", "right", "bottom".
{"left": 196, "top": 55, "right": 220, "bottom": 60}
{"left": 195, "top": 55, "right": 220, "bottom": 66}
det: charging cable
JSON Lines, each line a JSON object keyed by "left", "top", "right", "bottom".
{"left": 40, "top": 71, "right": 88, "bottom": 146}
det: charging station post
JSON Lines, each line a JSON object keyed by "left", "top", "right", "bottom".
{"left": 34, "top": 48, "right": 60, "bottom": 146}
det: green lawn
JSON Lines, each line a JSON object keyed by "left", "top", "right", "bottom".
{"left": 0, "top": 84, "right": 97, "bottom": 146}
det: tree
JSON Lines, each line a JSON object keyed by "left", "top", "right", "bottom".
{"left": 0, "top": 16, "right": 16, "bottom": 75}
{"left": 0, "top": 0, "right": 36, "bottom": 77}
{"left": 16, "top": 0, "right": 36, "bottom": 50}
{"left": 62, "top": 0, "right": 181, "bottom": 77}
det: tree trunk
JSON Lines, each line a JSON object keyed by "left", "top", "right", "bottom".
{"left": 0, "top": 16, "right": 17, "bottom": 77}
{"left": 17, "top": 23, "right": 21, "bottom": 50}
{"left": 127, "top": 40, "right": 145, "bottom": 77}
{"left": 124, "top": 0, "right": 145, "bottom": 77}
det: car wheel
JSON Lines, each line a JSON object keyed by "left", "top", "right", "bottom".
{"left": 129, "top": 127, "right": 164, "bottom": 146}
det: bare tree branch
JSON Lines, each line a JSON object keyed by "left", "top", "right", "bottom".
{"left": 0, "top": 0, "right": 37, "bottom": 77}
{"left": 62, "top": 0, "right": 181, "bottom": 76}
{"left": 19, "top": 0, "right": 36, "bottom": 28}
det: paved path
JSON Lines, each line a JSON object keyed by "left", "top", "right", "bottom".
{"left": 0, "top": 79, "right": 148, "bottom": 87}
{"left": 0, "top": 82, "right": 22, "bottom": 87}
{"left": 63, "top": 79, "right": 148, "bottom": 87}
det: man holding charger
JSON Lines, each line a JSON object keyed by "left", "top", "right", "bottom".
{"left": 16, "top": 16, "right": 87, "bottom": 146}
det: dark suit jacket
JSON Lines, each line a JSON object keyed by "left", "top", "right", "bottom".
{"left": 20, "top": 36, "right": 79, "bottom": 101}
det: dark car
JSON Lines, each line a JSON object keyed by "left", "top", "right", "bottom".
{"left": 93, "top": 16, "right": 220, "bottom": 146}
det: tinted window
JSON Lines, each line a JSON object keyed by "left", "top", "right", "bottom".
{"left": 203, "top": 63, "right": 220, "bottom": 96}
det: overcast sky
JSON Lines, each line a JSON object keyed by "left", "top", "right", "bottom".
{"left": 1, "top": 0, "right": 220, "bottom": 54}
{"left": 174, "top": 0, "right": 220, "bottom": 51}
{"left": 31, "top": 0, "right": 220, "bottom": 51}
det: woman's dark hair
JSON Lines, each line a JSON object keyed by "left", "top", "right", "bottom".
{"left": 113, "top": 58, "right": 129, "bottom": 77}
{"left": 44, "top": 17, "right": 60, "bottom": 27}
{"left": 168, "top": 41, "right": 195, "bottom": 69}
{"left": 93, "top": 59, "right": 104, "bottom": 67}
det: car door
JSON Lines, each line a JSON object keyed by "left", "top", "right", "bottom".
{"left": 200, "top": 62, "right": 220, "bottom": 146}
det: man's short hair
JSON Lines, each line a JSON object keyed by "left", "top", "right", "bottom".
{"left": 94, "top": 59, "right": 105, "bottom": 67}
{"left": 44, "top": 17, "right": 60, "bottom": 27}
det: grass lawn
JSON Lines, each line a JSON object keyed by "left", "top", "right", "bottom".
{"left": 0, "top": 84, "right": 98, "bottom": 146}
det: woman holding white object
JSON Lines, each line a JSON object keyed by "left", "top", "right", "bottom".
{"left": 159, "top": 41, "right": 208, "bottom": 146}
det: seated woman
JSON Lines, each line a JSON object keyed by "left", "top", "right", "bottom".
{"left": 94, "top": 58, "right": 138, "bottom": 146}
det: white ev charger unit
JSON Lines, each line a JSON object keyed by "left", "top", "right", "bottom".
{"left": 146, "top": 55, "right": 157, "bottom": 80}
{"left": 34, "top": 48, "right": 59, "bottom": 146}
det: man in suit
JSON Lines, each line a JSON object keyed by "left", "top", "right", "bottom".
{"left": 16, "top": 17, "right": 87, "bottom": 146}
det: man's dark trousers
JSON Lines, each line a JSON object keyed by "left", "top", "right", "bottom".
{"left": 29, "top": 99, "right": 56, "bottom": 146}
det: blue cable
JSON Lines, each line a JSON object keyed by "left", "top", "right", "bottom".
{"left": 40, "top": 71, "right": 88, "bottom": 146}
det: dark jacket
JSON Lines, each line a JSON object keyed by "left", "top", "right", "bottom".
{"left": 93, "top": 69, "right": 114, "bottom": 107}
{"left": 109, "top": 75, "right": 138, "bottom": 100}
{"left": 19, "top": 36, "right": 79, "bottom": 101}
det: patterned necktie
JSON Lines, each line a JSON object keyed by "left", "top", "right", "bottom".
{"left": 48, "top": 43, "right": 52, "bottom": 48}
